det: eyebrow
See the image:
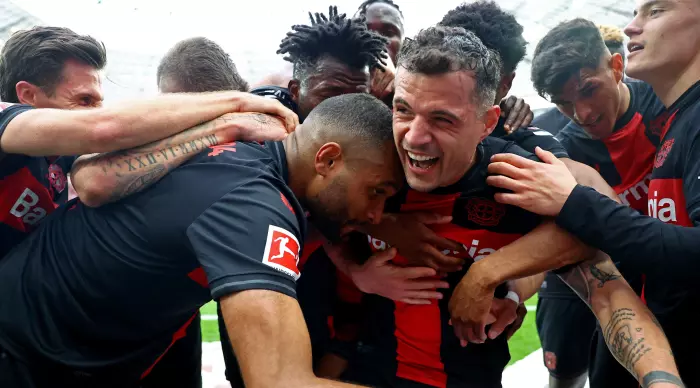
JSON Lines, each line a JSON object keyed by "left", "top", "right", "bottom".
{"left": 393, "top": 97, "right": 461, "bottom": 121}
{"left": 634, "top": 0, "right": 663, "bottom": 16}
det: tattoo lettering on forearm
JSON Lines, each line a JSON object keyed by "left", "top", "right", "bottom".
{"left": 589, "top": 264, "right": 620, "bottom": 287}
{"left": 642, "top": 371, "right": 685, "bottom": 387}
{"left": 122, "top": 135, "right": 218, "bottom": 171}
{"left": 603, "top": 308, "right": 652, "bottom": 378}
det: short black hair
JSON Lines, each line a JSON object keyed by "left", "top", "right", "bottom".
{"left": 397, "top": 25, "right": 502, "bottom": 112}
{"left": 307, "top": 93, "right": 393, "bottom": 150}
{"left": 356, "top": 0, "right": 404, "bottom": 18}
{"left": 277, "top": 5, "right": 388, "bottom": 85}
{"left": 0, "top": 26, "right": 107, "bottom": 103}
{"left": 531, "top": 18, "right": 609, "bottom": 100}
{"left": 157, "top": 37, "right": 249, "bottom": 92}
{"left": 440, "top": 1, "right": 527, "bottom": 74}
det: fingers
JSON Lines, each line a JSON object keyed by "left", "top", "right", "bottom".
{"left": 534, "top": 146, "right": 560, "bottom": 165}
{"left": 404, "top": 279, "right": 450, "bottom": 290}
{"left": 492, "top": 192, "right": 525, "bottom": 207}
{"left": 414, "top": 213, "right": 452, "bottom": 225}
{"left": 424, "top": 246, "right": 463, "bottom": 272}
{"left": 487, "top": 161, "right": 527, "bottom": 179}
{"left": 368, "top": 247, "right": 397, "bottom": 265}
{"left": 398, "top": 266, "right": 438, "bottom": 280}
{"left": 400, "top": 298, "right": 433, "bottom": 305}
{"left": 500, "top": 95, "right": 516, "bottom": 116}
{"left": 485, "top": 175, "right": 529, "bottom": 193}
{"left": 487, "top": 304, "right": 517, "bottom": 340}
{"left": 503, "top": 98, "right": 523, "bottom": 131}
{"left": 426, "top": 235, "right": 464, "bottom": 253}
{"left": 490, "top": 152, "right": 539, "bottom": 169}
{"left": 401, "top": 290, "right": 444, "bottom": 301}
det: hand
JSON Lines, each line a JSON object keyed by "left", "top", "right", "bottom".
{"left": 234, "top": 92, "right": 300, "bottom": 133}
{"left": 448, "top": 263, "right": 498, "bottom": 345}
{"left": 505, "top": 303, "right": 527, "bottom": 340}
{"left": 370, "top": 56, "right": 396, "bottom": 101}
{"left": 329, "top": 246, "right": 449, "bottom": 305}
{"left": 486, "top": 147, "right": 578, "bottom": 216}
{"left": 362, "top": 212, "right": 465, "bottom": 272}
{"left": 500, "top": 95, "right": 533, "bottom": 133}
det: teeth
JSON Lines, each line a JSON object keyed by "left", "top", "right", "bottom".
{"left": 407, "top": 151, "right": 437, "bottom": 161}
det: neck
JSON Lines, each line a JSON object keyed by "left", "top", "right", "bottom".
{"left": 649, "top": 60, "right": 700, "bottom": 107}
{"left": 443, "top": 149, "right": 478, "bottom": 188}
{"left": 615, "top": 81, "right": 631, "bottom": 121}
{"left": 282, "top": 133, "right": 309, "bottom": 203}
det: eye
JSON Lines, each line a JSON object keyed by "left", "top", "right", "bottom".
{"left": 649, "top": 7, "right": 663, "bottom": 17}
{"left": 580, "top": 87, "right": 597, "bottom": 97}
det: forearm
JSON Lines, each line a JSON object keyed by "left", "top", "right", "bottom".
{"left": 1, "top": 91, "right": 247, "bottom": 156}
{"left": 557, "top": 254, "right": 683, "bottom": 387}
{"left": 71, "top": 113, "right": 275, "bottom": 207}
{"left": 508, "top": 273, "right": 545, "bottom": 302}
{"left": 557, "top": 185, "right": 700, "bottom": 279}
{"left": 562, "top": 158, "right": 621, "bottom": 202}
{"left": 474, "top": 220, "right": 594, "bottom": 289}
{"left": 220, "top": 290, "right": 366, "bottom": 388}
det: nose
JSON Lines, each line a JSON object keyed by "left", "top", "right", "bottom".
{"left": 573, "top": 101, "right": 593, "bottom": 124}
{"left": 367, "top": 202, "right": 385, "bottom": 225}
{"left": 403, "top": 116, "right": 433, "bottom": 147}
{"left": 624, "top": 16, "right": 642, "bottom": 38}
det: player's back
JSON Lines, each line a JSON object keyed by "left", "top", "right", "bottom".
{"left": 0, "top": 140, "right": 300, "bottom": 381}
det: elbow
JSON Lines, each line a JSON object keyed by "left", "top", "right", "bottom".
{"left": 71, "top": 173, "right": 112, "bottom": 207}
{"left": 86, "top": 112, "right": 122, "bottom": 153}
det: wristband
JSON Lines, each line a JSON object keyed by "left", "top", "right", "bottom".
{"left": 505, "top": 291, "right": 520, "bottom": 305}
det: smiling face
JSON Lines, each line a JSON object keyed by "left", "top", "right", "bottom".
{"left": 625, "top": 0, "right": 700, "bottom": 83}
{"left": 17, "top": 59, "right": 103, "bottom": 110}
{"left": 392, "top": 68, "right": 500, "bottom": 192}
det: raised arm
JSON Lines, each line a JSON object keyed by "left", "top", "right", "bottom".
{"left": 220, "top": 290, "right": 366, "bottom": 388}
{"left": 0, "top": 91, "right": 297, "bottom": 157}
{"left": 71, "top": 111, "right": 292, "bottom": 207}
{"left": 558, "top": 253, "right": 684, "bottom": 388}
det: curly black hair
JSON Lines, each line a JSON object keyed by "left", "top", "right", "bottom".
{"left": 278, "top": 5, "right": 388, "bottom": 84}
{"left": 356, "top": 0, "right": 403, "bottom": 18}
{"left": 440, "top": 1, "right": 526, "bottom": 74}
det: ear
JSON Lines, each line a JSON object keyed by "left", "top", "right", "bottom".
{"left": 288, "top": 79, "right": 301, "bottom": 103}
{"left": 480, "top": 105, "right": 501, "bottom": 141}
{"left": 497, "top": 72, "right": 515, "bottom": 101}
{"left": 15, "top": 81, "right": 40, "bottom": 106}
{"left": 314, "top": 142, "right": 343, "bottom": 177}
{"left": 610, "top": 53, "right": 625, "bottom": 83}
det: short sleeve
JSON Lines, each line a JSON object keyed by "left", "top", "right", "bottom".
{"left": 0, "top": 104, "right": 33, "bottom": 157}
{"left": 503, "top": 127, "right": 569, "bottom": 159}
{"left": 186, "top": 176, "right": 304, "bottom": 300}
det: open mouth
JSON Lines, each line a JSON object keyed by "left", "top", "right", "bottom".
{"left": 628, "top": 42, "right": 644, "bottom": 53}
{"left": 407, "top": 151, "right": 439, "bottom": 170}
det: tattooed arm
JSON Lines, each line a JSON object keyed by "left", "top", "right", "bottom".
{"left": 71, "top": 113, "right": 289, "bottom": 207}
{"left": 558, "top": 253, "right": 684, "bottom": 388}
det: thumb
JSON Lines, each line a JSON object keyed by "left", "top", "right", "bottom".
{"left": 535, "top": 146, "right": 559, "bottom": 165}
{"left": 369, "top": 247, "right": 397, "bottom": 265}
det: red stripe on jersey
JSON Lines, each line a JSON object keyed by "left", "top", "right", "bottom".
{"left": 187, "top": 267, "right": 209, "bottom": 288}
{"left": 0, "top": 167, "right": 57, "bottom": 232}
{"left": 602, "top": 113, "right": 656, "bottom": 212}
{"left": 394, "top": 300, "right": 446, "bottom": 388}
{"left": 141, "top": 313, "right": 198, "bottom": 379}
{"left": 299, "top": 239, "right": 323, "bottom": 268}
{"left": 401, "top": 190, "right": 460, "bottom": 216}
{"left": 648, "top": 179, "right": 692, "bottom": 226}
{"left": 336, "top": 270, "right": 362, "bottom": 304}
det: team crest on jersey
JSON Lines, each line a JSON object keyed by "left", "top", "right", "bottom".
{"left": 465, "top": 198, "right": 506, "bottom": 226}
{"left": 654, "top": 139, "right": 675, "bottom": 168}
{"left": 47, "top": 163, "right": 67, "bottom": 194}
{"left": 262, "top": 225, "right": 301, "bottom": 280}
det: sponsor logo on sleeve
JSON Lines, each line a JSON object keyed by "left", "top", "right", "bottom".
{"left": 262, "top": 225, "right": 301, "bottom": 280}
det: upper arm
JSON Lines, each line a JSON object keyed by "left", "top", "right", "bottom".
{"left": 505, "top": 127, "right": 569, "bottom": 158}
{"left": 561, "top": 158, "right": 620, "bottom": 202}
{"left": 219, "top": 289, "right": 315, "bottom": 388}
{"left": 186, "top": 177, "right": 304, "bottom": 301}
{"left": 0, "top": 104, "right": 34, "bottom": 158}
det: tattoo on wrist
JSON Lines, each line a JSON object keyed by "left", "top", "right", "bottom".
{"left": 603, "top": 308, "right": 652, "bottom": 378}
{"left": 589, "top": 264, "right": 620, "bottom": 287}
{"left": 642, "top": 371, "right": 684, "bottom": 387}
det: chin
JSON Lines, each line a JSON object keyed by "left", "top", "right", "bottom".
{"left": 406, "top": 175, "right": 438, "bottom": 193}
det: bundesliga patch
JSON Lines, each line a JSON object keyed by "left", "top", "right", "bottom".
{"left": 262, "top": 225, "right": 301, "bottom": 280}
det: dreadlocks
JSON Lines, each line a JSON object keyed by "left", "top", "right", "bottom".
{"left": 278, "top": 5, "right": 388, "bottom": 83}
{"left": 356, "top": 0, "right": 403, "bottom": 18}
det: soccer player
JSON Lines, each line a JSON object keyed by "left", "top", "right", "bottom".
{"left": 355, "top": 0, "right": 404, "bottom": 65}
{"left": 480, "top": 1, "right": 700, "bottom": 385}
{"left": 527, "top": 19, "right": 665, "bottom": 388}
{"left": 0, "top": 26, "right": 297, "bottom": 258}
{"left": 322, "top": 25, "right": 678, "bottom": 388}
{"left": 532, "top": 24, "right": 627, "bottom": 136}
{"left": 135, "top": 36, "right": 255, "bottom": 388}
{"left": 0, "top": 93, "right": 401, "bottom": 388}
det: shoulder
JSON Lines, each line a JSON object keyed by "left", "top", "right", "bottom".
{"left": 626, "top": 79, "right": 665, "bottom": 116}
{"left": 0, "top": 103, "right": 33, "bottom": 135}
{"left": 481, "top": 136, "right": 540, "bottom": 162}
{"left": 501, "top": 126, "right": 569, "bottom": 159}
{"left": 250, "top": 86, "right": 298, "bottom": 113}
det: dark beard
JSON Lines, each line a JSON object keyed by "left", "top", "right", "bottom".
{"left": 304, "top": 178, "right": 349, "bottom": 244}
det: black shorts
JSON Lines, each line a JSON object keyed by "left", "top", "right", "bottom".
{"left": 588, "top": 328, "right": 638, "bottom": 388}
{"left": 140, "top": 312, "right": 202, "bottom": 388}
{"left": 535, "top": 295, "right": 596, "bottom": 379}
